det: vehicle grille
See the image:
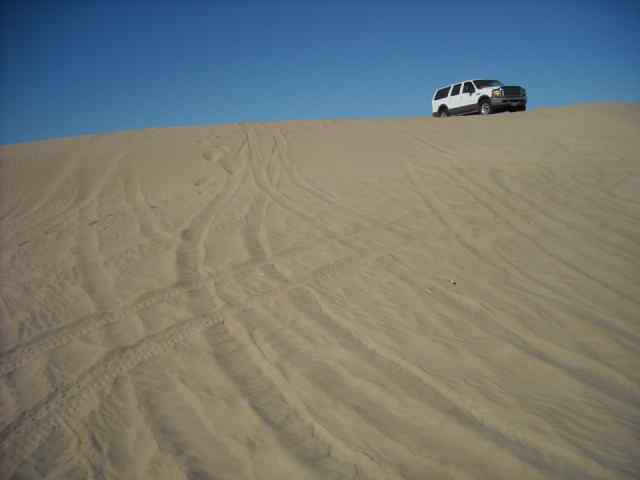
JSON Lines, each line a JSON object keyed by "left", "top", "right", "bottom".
{"left": 503, "top": 86, "right": 523, "bottom": 97}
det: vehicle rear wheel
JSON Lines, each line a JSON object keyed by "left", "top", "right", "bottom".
{"left": 479, "top": 100, "right": 491, "bottom": 116}
{"left": 439, "top": 108, "right": 449, "bottom": 118}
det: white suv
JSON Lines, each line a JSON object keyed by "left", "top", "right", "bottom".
{"left": 432, "top": 80, "right": 527, "bottom": 117}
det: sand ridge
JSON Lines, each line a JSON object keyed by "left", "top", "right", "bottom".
{"left": 0, "top": 104, "right": 639, "bottom": 479}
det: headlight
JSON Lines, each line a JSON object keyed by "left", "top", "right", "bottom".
{"left": 491, "top": 88, "right": 503, "bottom": 97}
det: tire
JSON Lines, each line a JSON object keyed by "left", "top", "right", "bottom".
{"left": 518, "top": 105, "right": 527, "bottom": 112}
{"left": 479, "top": 100, "right": 491, "bottom": 116}
{"left": 439, "top": 107, "right": 449, "bottom": 118}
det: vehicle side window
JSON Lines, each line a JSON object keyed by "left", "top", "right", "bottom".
{"left": 434, "top": 87, "right": 449, "bottom": 100}
{"left": 450, "top": 84, "right": 461, "bottom": 96}
{"left": 463, "top": 82, "right": 475, "bottom": 94}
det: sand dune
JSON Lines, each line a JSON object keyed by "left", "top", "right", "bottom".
{"left": 1, "top": 103, "right": 639, "bottom": 479}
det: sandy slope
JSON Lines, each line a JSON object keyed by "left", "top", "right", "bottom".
{"left": 0, "top": 103, "right": 639, "bottom": 480}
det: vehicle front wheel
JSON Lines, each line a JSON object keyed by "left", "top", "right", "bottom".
{"left": 439, "top": 108, "right": 449, "bottom": 118}
{"left": 479, "top": 100, "right": 491, "bottom": 116}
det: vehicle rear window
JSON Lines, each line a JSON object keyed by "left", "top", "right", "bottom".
{"left": 434, "top": 87, "right": 450, "bottom": 100}
{"left": 450, "top": 84, "right": 461, "bottom": 96}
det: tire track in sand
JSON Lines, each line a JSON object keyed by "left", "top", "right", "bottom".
{"left": 1, "top": 199, "right": 435, "bottom": 479}
{"left": 3, "top": 150, "right": 129, "bottom": 246}
{"left": 0, "top": 230, "right": 421, "bottom": 479}
{"left": 0, "top": 140, "right": 247, "bottom": 375}
{"left": 404, "top": 160, "right": 640, "bottom": 403}
{"left": 0, "top": 284, "right": 192, "bottom": 376}
{"left": 1, "top": 137, "right": 247, "bottom": 374}
{"left": 283, "top": 287, "right": 623, "bottom": 480}
{"left": 121, "top": 160, "right": 174, "bottom": 249}
{"left": 242, "top": 189, "right": 290, "bottom": 285}
{"left": 0, "top": 205, "right": 422, "bottom": 377}
{"left": 406, "top": 131, "right": 640, "bottom": 295}
{"left": 77, "top": 199, "right": 119, "bottom": 311}
{"left": 405, "top": 130, "right": 639, "bottom": 255}
{"left": 244, "top": 126, "right": 361, "bottom": 256}
{"left": 400, "top": 131, "right": 640, "bottom": 333}
{"left": 1, "top": 126, "right": 418, "bottom": 477}
{"left": 0, "top": 312, "right": 223, "bottom": 479}
{"left": 174, "top": 136, "right": 249, "bottom": 313}
{"left": 170, "top": 125, "right": 394, "bottom": 479}
{"left": 1, "top": 151, "right": 80, "bottom": 231}
{"left": 205, "top": 316, "right": 390, "bottom": 480}
{"left": 272, "top": 128, "right": 380, "bottom": 231}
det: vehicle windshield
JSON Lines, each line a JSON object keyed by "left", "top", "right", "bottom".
{"left": 473, "top": 80, "right": 503, "bottom": 89}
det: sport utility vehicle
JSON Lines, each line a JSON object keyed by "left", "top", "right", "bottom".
{"left": 432, "top": 80, "right": 527, "bottom": 117}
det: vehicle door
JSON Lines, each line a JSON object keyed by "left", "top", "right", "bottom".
{"left": 448, "top": 83, "right": 462, "bottom": 113}
{"left": 461, "top": 81, "right": 477, "bottom": 113}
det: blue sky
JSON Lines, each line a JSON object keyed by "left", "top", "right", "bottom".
{"left": 1, "top": 0, "right": 639, "bottom": 144}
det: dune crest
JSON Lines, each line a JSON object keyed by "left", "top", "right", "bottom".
{"left": 1, "top": 104, "right": 639, "bottom": 479}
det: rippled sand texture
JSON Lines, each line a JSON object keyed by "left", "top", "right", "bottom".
{"left": 1, "top": 104, "right": 639, "bottom": 480}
